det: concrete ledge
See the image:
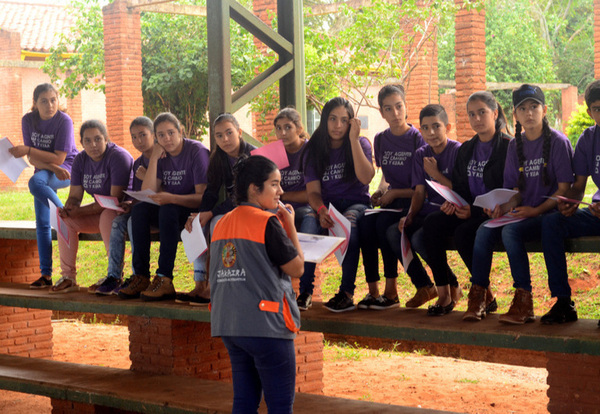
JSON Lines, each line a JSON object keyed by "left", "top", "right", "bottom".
{"left": 0, "top": 354, "right": 451, "bottom": 414}
{"left": 0, "top": 283, "right": 598, "bottom": 356}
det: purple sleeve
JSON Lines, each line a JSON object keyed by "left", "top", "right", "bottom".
{"left": 359, "top": 136, "right": 372, "bottom": 162}
{"left": 304, "top": 158, "right": 319, "bottom": 184}
{"left": 411, "top": 148, "right": 425, "bottom": 188}
{"left": 573, "top": 127, "right": 596, "bottom": 177}
{"left": 109, "top": 147, "right": 134, "bottom": 187}
{"left": 21, "top": 116, "right": 33, "bottom": 147}
{"left": 192, "top": 143, "right": 210, "bottom": 185}
{"left": 503, "top": 140, "right": 519, "bottom": 189}
{"left": 70, "top": 153, "right": 84, "bottom": 187}
{"left": 551, "top": 132, "right": 574, "bottom": 183}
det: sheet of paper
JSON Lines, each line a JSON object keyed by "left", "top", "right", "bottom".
{"left": 180, "top": 214, "right": 207, "bottom": 262}
{"left": 94, "top": 194, "right": 125, "bottom": 212}
{"left": 544, "top": 195, "right": 593, "bottom": 207}
{"left": 426, "top": 179, "right": 468, "bottom": 208}
{"left": 250, "top": 139, "right": 290, "bottom": 170}
{"left": 400, "top": 221, "right": 413, "bottom": 268}
{"left": 327, "top": 203, "right": 351, "bottom": 266}
{"left": 124, "top": 189, "right": 160, "bottom": 205}
{"left": 0, "top": 137, "right": 29, "bottom": 183}
{"left": 297, "top": 233, "right": 345, "bottom": 263}
{"left": 473, "top": 189, "right": 518, "bottom": 210}
{"left": 483, "top": 215, "right": 526, "bottom": 228}
{"left": 48, "top": 200, "right": 70, "bottom": 248}
{"left": 364, "top": 208, "right": 403, "bottom": 216}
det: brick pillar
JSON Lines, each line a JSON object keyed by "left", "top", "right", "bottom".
{"left": 0, "top": 239, "right": 53, "bottom": 358}
{"left": 546, "top": 352, "right": 600, "bottom": 413}
{"left": 439, "top": 91, "right": 457, "bottom": 141}
{"left": 102, "top": 0, "right": 143, "bottom": 155}
{"left": 128, "top": 316, "right": 324, "bottom": 393}
{"left": 561, "top": 85, "right": 579, "bottom": 133}
{"left": 66, "top": 93, "right": 83, "bottom": 142}
{"left": 454, "top": 0, "right": 486, "bottom": 143}
{"left": 595, "top": 0, "right": 600, "bottom": 78}
{"left": 252, "top": 0, "right": 278, "bottom": 143}
{"left": 402, "top": 0, "right": 440, "bottom": 127}
{"left": 0, "top": 29, "right": 27, "bottom": 191}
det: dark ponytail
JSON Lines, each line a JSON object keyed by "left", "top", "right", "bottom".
{"left": 541, "top": 117, "right": 552, "bottom": 187}
{"left": 514, "top": 121, "right": 526, "bottom": 191}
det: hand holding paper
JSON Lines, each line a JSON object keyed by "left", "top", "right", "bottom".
{"left": 327, "top": 204, "right": 351, "bottom": 266}
{"left": 473, "top": 189, "right": 518, "bottom": 210}
{"left": 180, "top": 214, "right": 207, "bottom": 262}
{"left": 0, "top": 137, "right": 29, "bottom": 183}
{"left": 426, "top": 180, "right": 467, "bottom": 208}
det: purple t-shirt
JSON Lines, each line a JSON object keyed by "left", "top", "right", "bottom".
{"left": 412, "top": 139, "right": 461, "bottom": 215}
{"left": 281, "top": 140, "right": 308, "bottom": 209}
{"left": 21, "top": 111, "right": 78, "bottom": 173}
{"left": 504, "top": 128, "right": 574, "bottom": 207}
{"left": 573, "top": 125, "right": 600, "bottom": 202}
{"left": 132, "top": 155, "right": 149, "bottom": 192}
{"left": 374, "top": 126, "right": 425, "bottom": 190}
{"left": 304, "top": 136, "right": 372, "bottom": 205}
{"left": 467, "top": 139, "right": 494, "bottom": 198}
{"left": 71, "top": 142, "right": 133, "bottom": 196}
{"left": 157, "top": 138, "right": 210, "bottom": 195}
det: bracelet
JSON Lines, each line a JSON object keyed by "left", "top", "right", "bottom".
{"left": 317, "top": 205, "right": 327, "bottom": 214}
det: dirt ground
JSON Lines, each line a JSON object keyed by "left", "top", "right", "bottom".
{"left": 0, "top": 320, "right": 549, "bottom": 413}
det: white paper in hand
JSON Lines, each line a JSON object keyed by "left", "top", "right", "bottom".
{"left": 0, "top": 137, "right": 29, "bottom": 183}
{"left": 327, "top": 203, "right": 351, "bottom": 266}
{"left": 48, "top": 201, "right": 70, "bottom": 248}
{"left": 473, "top": 189, "right": 518, "bottom": 210}
{"left": 94, "top": 194, "right": 125, "bottom": 212}
{"left": 123, "top": 189, "right": 160, "bottom": 205}
{"left": 425, "top": 179, "right": 467, "bottom": 207}
{"left": 180, "top": 214, "right": 207, "bottom": 262}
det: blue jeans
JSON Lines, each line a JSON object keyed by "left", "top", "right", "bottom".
{"left": 131, "top": 203, "right": 194, "bottom": 279}
{"left": 542, "top": 209, "right": 600, "bottom": 297}
{"left": 295, "top": 205, "right": 320, "bottom": 295}
{"left": 28, "top": 169, "right": 70, "bottom": 276}
{"left": 471, "top": 216, "right": 544, "bottom": 291}
{"left": 106, "top": 213, "right": 135, "bottom": 279}
{"left": 386, "top": 216, "right": 434, "bottom": 289}
{"left": 221, "top": 336, "right": 295, "bottom": 414}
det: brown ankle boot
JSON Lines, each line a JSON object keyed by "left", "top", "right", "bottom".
{"left": 498, "top": 288, "right": 535, "bottom": 325}
{"left": 485, "top": 286, "right": 498, "bottom": 313}
{"left": 463, "top": 284, "right": 487, "bottom": 322}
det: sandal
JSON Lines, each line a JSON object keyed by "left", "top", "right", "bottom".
{"left": 49, "top": 277, "right": 79, "bottom": 294}
{"left": 30, "top": 276, "right": 52, "bottom": 289}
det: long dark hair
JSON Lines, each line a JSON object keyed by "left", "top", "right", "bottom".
{"left": 302, "top": 97, "right": 355, "bottom": 181}
{"left": 467, "top": 91, "right": 509, "bottom": 137}
{"left": 233, "top": 155, "right": 278, "bottom": 204}
{"left": 208, "top": 113, "right": 250, "bottom": 185}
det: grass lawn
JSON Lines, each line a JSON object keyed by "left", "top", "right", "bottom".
{"left": 0, "top": 176, "right": 598, "bottom": 320}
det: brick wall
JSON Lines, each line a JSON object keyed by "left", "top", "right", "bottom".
{"left": 252, "top": 0, "right": 279, "bottom": 143}
{"left": 595, "top": 0, "right": 600, "bottom": 79}
{"left": 102, "top": 0, "right": 143, "bottom": 155}
{"left": 402, "top": 0, "right": 440, "bottom": 128}
{"left": 0, "top": 239, "right": 53, "bottom": 358}
{"left": 454, "top": 0, "right": 486, "bottom": 143}
{"left": 546, "top": 352, "right": 600, "bottom": 413}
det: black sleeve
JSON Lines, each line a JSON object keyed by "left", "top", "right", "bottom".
{"left": 264, "top": 216, "right": 299, "bottom": 267}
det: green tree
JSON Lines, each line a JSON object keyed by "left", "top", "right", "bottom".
{"left": 566, "top": 104, "right": 595, "bottom": 147}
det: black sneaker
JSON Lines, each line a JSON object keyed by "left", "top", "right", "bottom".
{"left": 297, "top": 292, "right": 312, "bottom": 311}
{"left": 540, "top": 299, "right": 578, "bottom": 325}
{"left": 357, "top": 293, "right": 378, "bottom": 310}
{"left": 324, "top": 291, "right": 356, "bottom": 313}
{"left": 370, "top": 295, "right": 400, "bottom": 310}
{"left": 30, "top": 276, "right": 52, "bottom": 289}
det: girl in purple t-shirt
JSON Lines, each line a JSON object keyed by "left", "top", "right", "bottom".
{"left": 421, "top": 92, "right": 511, "bottom": 320}
{"left": 302, "top": 97, "right": 375, "bottom": 312}
{"left": 9, "top": 84, "right": 78, "bottom": 289}
{"left": 274, "top": 107, "right": 318, "bottom": 311}
{"left": 469, "top": 85, "right": 574, "bottom": 325}
{"left": 125, "top": 112, "right": 210, "bottom": 302}
{"left": 51, "top": 120, "right": 133, "bottom": 293}
{"left": 357, "top": 85, "right": 426, "bottom": 311}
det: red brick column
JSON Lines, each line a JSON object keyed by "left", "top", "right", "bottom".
{"left": 439, "top": 91, "right": 457, "bottom": 141}
{"left": 595, "top": 0, "right": 600, "bottom": 78}
{"left": 102, "top": 0, "right": 143, "bottom": 155}
{"left": 454, "top": 0, "right": 486, "bottom": 143}
{"left": 252, "top": 0, "right": 278, "bottom": 143}
{"left": 0, "top": 29, "right": 27, "bottom": 191}
{"left": 402, "top": 1, "right": 440, "bottom": 127}
{"left": 561, "top": 85, "right": 579, "bottom": 133}
{"left": 546, "top": 352, "right": 600, "bottom": 413}
{"left": 128, "top": 316, "right": 324, "bottom": 393}
{"left": 0, "top": 239, "right": 53, "bottom": 358}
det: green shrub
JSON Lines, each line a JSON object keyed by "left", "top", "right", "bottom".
{"left": 566, "top": 104, "right": 595, "bottom": 148}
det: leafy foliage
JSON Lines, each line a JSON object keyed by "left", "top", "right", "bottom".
{"left": 566, "top": 104, "right": 595, "bottom": 148}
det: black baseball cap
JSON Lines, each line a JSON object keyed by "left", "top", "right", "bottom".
{"left": 512, "top": 84, "right": 545, "bottom": 108}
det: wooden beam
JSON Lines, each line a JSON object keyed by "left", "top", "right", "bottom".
{"left": 307, "top": 0, "right": 373, "bottom": 16}
{"left": 127, "top": 0, "right": 175, "bottom": 9}
{"left": 439, "top": 80, "right": 574, "bottom": 91}
{"left": 132, "top": 3, "right": 207, "bottom": 16}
